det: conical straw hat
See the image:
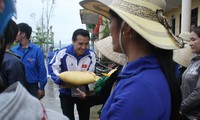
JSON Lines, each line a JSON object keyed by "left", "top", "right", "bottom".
{"left": 96, "top": 36, "right": 127, "bottom": 65}
{"left": 173, "top": 45, "right": 194, "bottom": 67}
{"left": 179, "top": 32, "right": 190, "bottom": 44}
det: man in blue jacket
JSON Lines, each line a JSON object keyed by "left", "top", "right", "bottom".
{"left": 48, "top": 29, "right": 96, "bottom": 120}
{"left": 46, "top": 46, "right": 55, "bottom": 64}
{"left": 12, "top": 23, "right": 47, "bottom": 99}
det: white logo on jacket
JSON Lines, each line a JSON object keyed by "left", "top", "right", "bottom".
{"left": 188, "top": 67, "right": 198, "bottom": 75}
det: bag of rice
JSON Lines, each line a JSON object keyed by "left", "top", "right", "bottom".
{"left": 58, "top": 71, "right": 100, "bottom": 85}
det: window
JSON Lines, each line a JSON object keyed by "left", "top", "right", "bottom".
{"left": 170, "top": 15, "right": 176, "bottom": 34}
{"left": 191, "top": 8, "right": 198, "bottom": 31}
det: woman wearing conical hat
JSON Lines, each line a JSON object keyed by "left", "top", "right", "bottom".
{"left": 80, "top": 0, "right": 182, "bottom": 119}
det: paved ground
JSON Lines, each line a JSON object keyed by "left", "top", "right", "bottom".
{"left": 41, "top": 78, "right": 102, "bottom": 120}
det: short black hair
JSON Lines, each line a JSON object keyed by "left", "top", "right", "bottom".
{"left": 18, "top": 23, "right": 32, "bottom": 39}
{"left": 191, "top": 26, "right": 200, "bottom": 38}
{"left": 4, "top": 19, "right": 18, "bottom": 46}
{"left": 72, "top": 29, "right": 90, "bottom": 41}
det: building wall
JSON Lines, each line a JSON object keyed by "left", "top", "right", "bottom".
{"left": 196, "top": 0, "right": 200, "bottom": 26}
{"left": 165, "top": 8, "right": 181, "bottom": 35}
{"left": 165, "top": 0, "right": 200, "bottom": 35}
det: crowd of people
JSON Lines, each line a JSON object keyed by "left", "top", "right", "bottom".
{"left": 1, "top": 0, "right": 200, "bottom": 120}
{"left": 0, "top": 0, "right": 68, "bottom": 120}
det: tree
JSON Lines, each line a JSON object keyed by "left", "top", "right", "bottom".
{"left": 41, "top": 0, "right": 55, "bottom": 47}
{"left": 100, "top": 18, "right": 110, "bottom": 39}
{"left": 31, "top": 0, "right": 56, "bottom": 52}
{"left": 31, "top": 25, "right": 54, "bottom": 48}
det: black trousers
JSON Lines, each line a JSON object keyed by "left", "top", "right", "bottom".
{"left": 59, "top": 93, "right": 90, "bottom": 120}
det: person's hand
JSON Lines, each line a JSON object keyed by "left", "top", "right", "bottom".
{"left": 74, "top": 88, "right": 86, "bottom": 99}
{"left": 60, "top": 83, "right": 74, "bottom": 88}
{"left": 38, "top": 89, "right": 45, "bottom": 100}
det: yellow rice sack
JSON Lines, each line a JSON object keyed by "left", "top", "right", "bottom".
{"left": 58, "top": 71, "right": 100, "bottom": 85}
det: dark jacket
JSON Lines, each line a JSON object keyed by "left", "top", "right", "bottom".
{"left": 1, "top": 50, "right": 27, "bottom": 89}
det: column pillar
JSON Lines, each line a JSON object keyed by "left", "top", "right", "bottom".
{"left": 181, "top": 0, "right": 191, "bottom": 32}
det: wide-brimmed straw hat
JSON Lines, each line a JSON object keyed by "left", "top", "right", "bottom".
{"left": 179, "top": 32, "right": 191, "bottom": 44}
{"left": 96, "top": 36, "right": 127, "bottom": 65}
{"left": 173, "top": 45, "right": 194, "bottom": 67}
{"left": 173, "top": 32, "right": 194, "bottom": 67}
{"left": 80, "top": 0, "right": 181, "bottom": 50}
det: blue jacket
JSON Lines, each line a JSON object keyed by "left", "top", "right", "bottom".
{"left": 11, "top": 42, "right": 47, "bottom": 90}
{"left": 48, "top": 44, "right": 96, "bottom": 95}
{"left": 100, "top": 55, "right": 171, "bottom": 120}
{"left": 46, "top": 50, "right": 55, "bottom": 64}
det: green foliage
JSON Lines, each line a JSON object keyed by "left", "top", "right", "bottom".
{"left": 86, "top": 24, "right": 96, "bottom": 30}
{"left": 86, "top": 24, "right": 97, "bottom": 48}
{"left": 91, "top": 34, "right": 97, "bottom": 41}
{"left": 29, "top": 0, "right": 55, "bottom": 50}
{"left": 100, "top": 19, "right": 110, "bottom": 39}
{"left": 31, "top": 26, "right": 54, "bottom": 48}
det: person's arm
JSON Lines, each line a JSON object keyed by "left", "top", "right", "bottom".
{"left": 180, "top": 77, "right": 200, "bottom": 113}
{"left": 75, "top": 88, "right": 103, "bottom": 107}
{"left": 74, "top": 70, "right": 119, "bottom": 107}
{"left": 37, "top": 48, "right": 47, "bottom": 90}
{"left": 97, "top": 70, "right": 119, "bottom": 102}
{"left": 48, "top": 50, "right": 64, "bottom": 85}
